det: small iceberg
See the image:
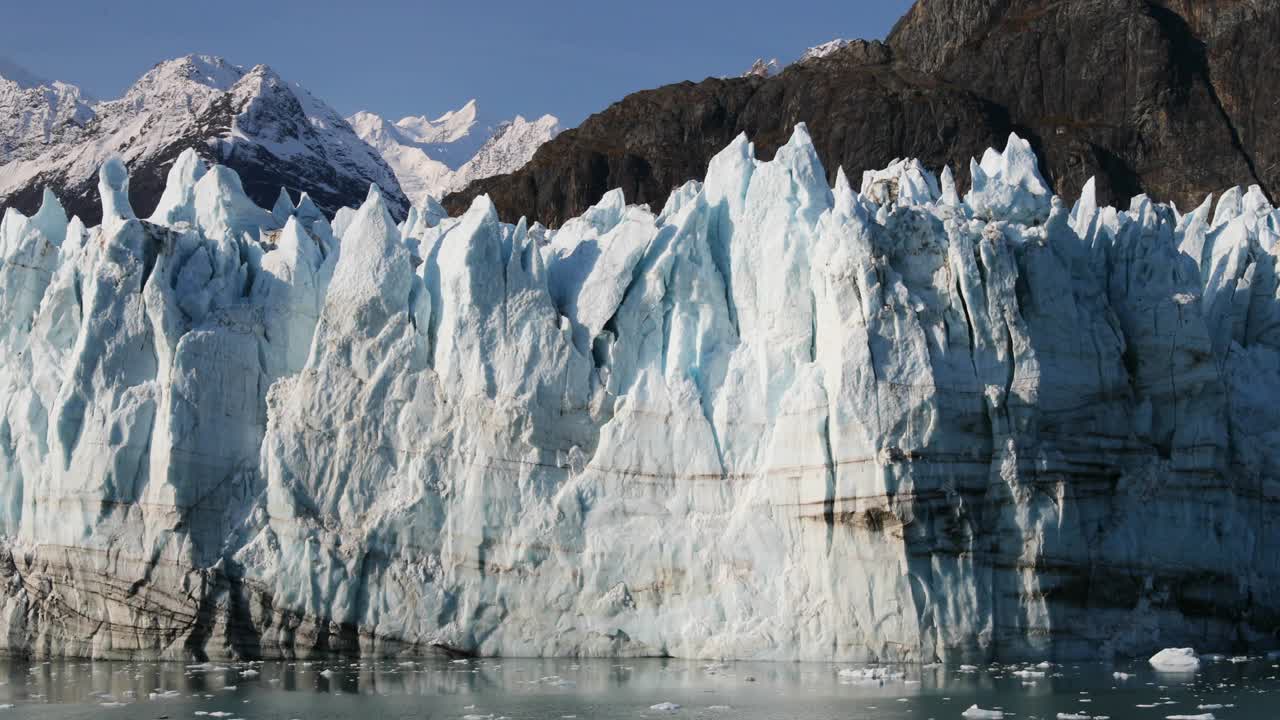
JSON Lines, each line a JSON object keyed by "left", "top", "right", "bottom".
{"left": 1149, "top": 648, "right": 1200, "bottom": 673}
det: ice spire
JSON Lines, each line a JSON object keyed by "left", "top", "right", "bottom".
{"left": 272, "top": 187, "right": 295, "bottom": 226}
{"left": 99, "top": 156, "right": 136, "bottom": 227}
{"left": 31, "top": 188, "right": 68, "bottom": 245}
{"left": 149, "top": 148, "right": 208, "bottom": 226}
{"left": 940, "top": 166, "right": 960, "bottom": 206}
{"left": 964, "top": 132, "right": 1051, "bottom": 223}
{"left": 193, "top": 164, "right": 273, "bottom": 241}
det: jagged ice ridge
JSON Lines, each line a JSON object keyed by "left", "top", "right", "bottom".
{"left": 0, "top": 126, "right": 1276, "bottom": 662}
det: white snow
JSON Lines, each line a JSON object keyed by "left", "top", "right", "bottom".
{"left": 743, "top": 58, "right": 780, "bottom": 78}
{"left": 0, "top": 54, "right": 406, "bottom": 218}
{"left": 349, "top": 101, "right": 559, "bottom": 204}
{"left": 799, "top": 39, "right": 851, "bottom": 62}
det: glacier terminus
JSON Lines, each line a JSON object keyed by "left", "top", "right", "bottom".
{"left": 0, "top": 125, "right": 1276, "bottom": 663}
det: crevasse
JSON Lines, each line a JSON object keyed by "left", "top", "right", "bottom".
{"left": 0, "top": 126, "right": 1275, "bottom": 662}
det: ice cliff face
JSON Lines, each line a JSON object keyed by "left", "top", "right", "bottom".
{"left": 0, "top": 127, "right": 1276, "bottom": 663}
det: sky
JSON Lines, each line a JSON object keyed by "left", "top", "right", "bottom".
{"left": 0, "top": 0, "right": 913, "bottom": 127}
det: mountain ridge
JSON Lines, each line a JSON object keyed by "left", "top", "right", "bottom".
{"left": 0, "top": 54, "right": 409, "bottom": 226}
{"left": 444, "top": 0, "right": 1280, "bottom": 226}
{"left": 349, "top": 102, "right": 560, "bottom": 205}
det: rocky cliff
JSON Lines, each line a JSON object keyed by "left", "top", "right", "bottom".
{"left": 444, "top": 0, "right": 1278, "bottom": 226}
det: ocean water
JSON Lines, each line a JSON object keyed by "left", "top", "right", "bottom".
{"left": 2, "top": 655, "right": 1276, "bottom": 719}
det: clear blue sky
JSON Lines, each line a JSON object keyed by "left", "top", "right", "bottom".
{"left": 1, "top": 0, "right": 913, "bottom": 127}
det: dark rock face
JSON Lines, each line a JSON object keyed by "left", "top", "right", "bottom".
{"left": 446, "top": 0, "right": 1278, "bottom": 225}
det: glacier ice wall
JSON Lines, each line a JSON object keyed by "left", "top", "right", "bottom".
{"left": 0, "top": 128, "right": 1277, "bottom": 662}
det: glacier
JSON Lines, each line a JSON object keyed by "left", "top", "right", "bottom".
{"left": 0, "top": 125, "right": 1276, "bottom": 663}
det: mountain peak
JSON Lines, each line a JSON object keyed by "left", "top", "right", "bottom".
{"left": 799, "top": 39, "right": 851, "bottom": 63}
{"left": 394, "top": 99, "right": 479, "bottom": 145}
{"left": 0, "top": 52, "right": 407, "bottom": 225}
{"left": 350, "top": 101, "right": 560, "bottom": 206}
{"left": 743, "top": 58, "right": 780, "bottom": 78}
{"left": 135, "top": 54, "right": 246, "bottom": 94}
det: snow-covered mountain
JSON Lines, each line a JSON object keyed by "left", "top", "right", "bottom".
{"left": 740, "top": 40, "right": 853, "bottom": 79}
{"left": 349, "top": 101, "right": 560, "bottom": 204}
{"left": 0, "top": 54, "right": 408, "bottom": 225}
{"left": 742, "top": 58, "right": 781, "bottom": 78}
{"left": 0, "top": 65, "right": 95, "bottom": 163}
{"left": 0, "top": 126, "right": 1275, "bottom": 661}
{"left": 799, "top": 38, "right": 851, "bottom": 62}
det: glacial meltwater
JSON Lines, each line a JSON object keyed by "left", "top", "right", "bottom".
{"left": 2, "top": 656, "right": 1277, "bottom": 719}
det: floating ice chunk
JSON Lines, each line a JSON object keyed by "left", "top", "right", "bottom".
{"left": 1165, "top": 715, "right": 1214, "bottom": 720}
{"left": 962, "top": 705, "right": 1004, "bottom": 719}
{"left": 838, "top": 667, "right": 904, "bottom": 683}
{"left": 148, "top": 689, "right": 181, "bottom": 699}
{"left": 1150, "top": 648, "right": 1200, "bottom": 673}
{"left": 1112, "top": 671, "right": 1134, "bottom": 680}
{"left": 649, "top": 702, "right": 681, "bottom": 712}
{"left": 1058, "top": 714, "right": 1091, "bottom": 720}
